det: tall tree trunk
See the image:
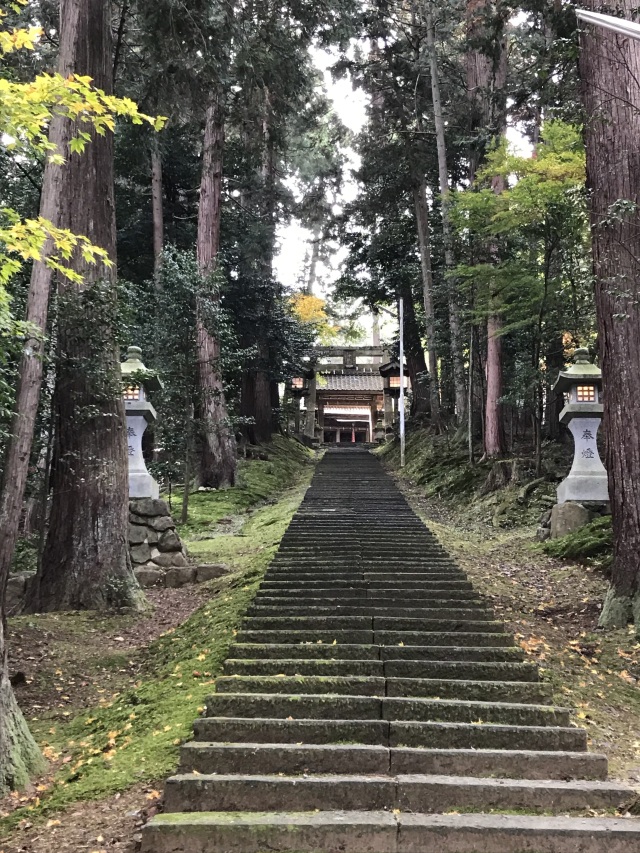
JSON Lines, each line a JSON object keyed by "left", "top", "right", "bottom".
{"left": 306, "top": 223, "right": 322, "bottom": 295}
{"left": 484, "top": 306, "right": 505, "bottom": 457}
{"left": 426, "top": 2, "right": 466, "bottom": 421}
{"left": 196, "top": 90, "right": 236, "bottom": 487}
{"left": 151, "top": 137, "right": 164, "bottom": 279}
{"left": 398, "top": 282, "right": 430, "bottom": 417}
{"left": 0, "top": 125, "right": 62, "bottom": 796}
{"left": 466, "top": 0, "right": 508, "bottom": 457}
{"left": 413, "top": 179, "right": 440, "bottom": 424}
{"left": 29, "top": 0, "right": 142, "bottom": 613}
{"left": 579, "top": 3, "right": 640, "bottom": 627}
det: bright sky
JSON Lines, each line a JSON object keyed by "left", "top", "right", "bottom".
{"left": 273, "top": 48, "right": 368, "bottom": 295}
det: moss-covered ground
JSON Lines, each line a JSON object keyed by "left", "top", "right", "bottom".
{"left": 382, "top": 430, "right": 640, "bottom": 785}
{"left": 0, "top": 437, "right": 315, "bottom": 845}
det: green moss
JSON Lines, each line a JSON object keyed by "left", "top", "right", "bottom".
{"left": 0, "top": 441, "right": 314, "bottom": 839}
{"left": 543, "top": 516, "right": 612, "bottom": 563}
{"left": 174, "top": 436, "right": 314, "bottom": 538}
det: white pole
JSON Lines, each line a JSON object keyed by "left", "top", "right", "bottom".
{"left": 576, "top": 9, "right": 640, "bottom": 41}
{"left": 399, "top": 297, "right": 406, "bottom": 468}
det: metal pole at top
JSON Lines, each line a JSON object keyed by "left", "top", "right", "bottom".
{"left": 399, "top": 297, "right": 406, "bottom": 468}
{"left": 575, "top": 9, "right": 640, "bottom": 41}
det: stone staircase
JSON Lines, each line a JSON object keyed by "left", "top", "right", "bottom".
{"left": 142, "top": 449, "right": 640, "bottom": 852}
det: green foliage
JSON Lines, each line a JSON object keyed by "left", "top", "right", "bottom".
{"left": 543, "top": 516, "right": 613, "bottom": 563}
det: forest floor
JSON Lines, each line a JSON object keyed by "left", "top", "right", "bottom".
{"left": 0, "top": 436, "right": 315, "bottom": 853}
{"left": 381, "top": 430, "right": 640, "bottom": 790}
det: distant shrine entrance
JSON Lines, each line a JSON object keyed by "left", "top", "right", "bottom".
{"left": 287, "top": 346, "right": 410, "bottom": 445}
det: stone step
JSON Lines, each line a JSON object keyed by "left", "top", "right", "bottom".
{"left": 216, "top": 675, "right": 386, "bottom": 696}
{"left": 236, "top": 629, "right": 375, "bottom": 644}
{"left": 389, "top": 747, "right": 608, "bottom": 780}
{"left": 375, "top": 631, "right": 514, "bottom": 646}
{"left": 390, "top": 721, "right": 587, "bottom": 751}
{"left": 385, "top": 678, "right": 552, "bottom": 704}
{"left": 214, "top": 675, "right": 551, "bottom": 704}
{"left": 205, "top": 694, "right": 569, "bottom": 726}
{"left": 245, "top": 610, "right": 495, "bottom": 623}
{"left": 229, "top": 643, "right": 524, "bottom": 664}
{"left": 378, "top": 645, "right": 524, "bottom": 662}
{"left": 180, "top": 742, "right": 390, "bottom": 775}
{"left": 180, "top": 741, "right": 608, "bottom": 780}
{"left": 193, "top": 717, "right": 391, "bottom": 744}
{"left": 162, "top": 773, "right": 631, "bottom": 814}
{"left": 222, "top": 658, "right": 535, "bottom": 679}
{"left": 193, "top": 716, "right": 587, "bottom": 751}
{"left": 227, "top": 643, "right": 382, "bottom": 660}
{"left": 235, "top": 629, "right": 515, "bottom": 646}
{"left": 383, "top": 659, "right": 538, "bottom": 681}
{"left": 255, "top": 587, "right": 477, "bottom": 598}
{"left": 246, "top": 606, "right": 492, "bottom": 619}
{"left": 223, "top": 658, "right": 384, "bottom": 676}
{"left": 142, "top": 811, "right": 640, "bottom": 853}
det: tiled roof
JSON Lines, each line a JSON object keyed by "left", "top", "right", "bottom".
{"left": 321, "top": 373, "right": 384, "bottom": 392}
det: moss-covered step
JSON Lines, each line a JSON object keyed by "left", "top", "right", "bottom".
{"left": 215, "top": 675, "right": 387, "bottom": 696}
{"left": 226, "top": 643, "right": 382, "bottom": 661}
{"left": 383, "top": 659, "right": 538, "bottom": 680}
{"left": 374, "top": 631, "right": 513, "bottom": 647}
{"left": 193, "top": 717, "right": 390, "bottom": 745}
{"left": 223, "top": 658, "right": 384, "bottom": 677}
{"left": 246, "top": 606, "right": 492, "bottom": 620}
{"left": 389, "top": 747, "right": 608, "bottom": 780}
{"left": 162, "top": 772, "right": 631, "bottom": 815}
{"left": 389, "top": 721, "right": 587, "bottom": 751}
{"left": 141, "top": 811, "right": 640, "bottom": 853}
{"left": 384, "top": 678, "right": 552, "bottom": 704}
{"left": 205, "top": 693, "right": 383, "bottom": 720}
{"left": 142, "top": 810, "right": 399, "bottom": 853}
{"left": 236, "top": 629, "right": 375, "bottom": 644}
{"left": 164, "top": 773, "right": 396, "bottom": 812}
{"left": 382, "top": 697, "right": 568, "bottom": 726}
{"left": 363, "top": 576, "right": 472, "bottom": 586}
{"left": 180, "top": 742, "right": 391, "bottom": 775}
{"left": 396, "top": 774, "right": 631, "bottom": 814}
{"left": 397, "top": 812, "right": 640, "bottom": 853}
{"left": 378, "top": 644, "right": 524, "bottom": 662}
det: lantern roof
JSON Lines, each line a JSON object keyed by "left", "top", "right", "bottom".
{"left": 121, "top": 346, "right": 163, "bottom": 392}
{"left": 379, "top": 359, "right": 407, "bottom": 378}
{"left": 552, "top": 348, "right": 602, "bottom": 394}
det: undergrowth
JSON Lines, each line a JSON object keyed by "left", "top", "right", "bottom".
{"left": 0, "top": 438, "right": 314, "bottom": 838}
{"left": 378, "top": 428, "right": 560, "bottom": 530}
{"left": 543, "top": 515, "right": 612, "bottom": 565}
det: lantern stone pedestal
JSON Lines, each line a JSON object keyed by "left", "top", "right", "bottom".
{"left": 121, "top": 347, "right": 189, "bottom": 586}
{"left": 548, "top": 349, "right": 610, "bottom": 540}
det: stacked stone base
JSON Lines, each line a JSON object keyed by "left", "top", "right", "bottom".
{"left": 537, "top": 500, "right": 611, "bottom": 541}
{"left": 129, "top": 498, "right": 189, "bottom": 587}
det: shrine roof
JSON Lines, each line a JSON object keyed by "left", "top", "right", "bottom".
{"left": 321, "top": 373, "right": 384, "bottom": 392}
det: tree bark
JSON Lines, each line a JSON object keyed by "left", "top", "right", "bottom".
{"left": 196, "top": 90, "right": 236, "bottom": 487}
{"left": 29, "top": 0, "right": 142, "bottom": 613}
{"left": 306, "top": 223, "right": 322, "bottom": 296}
{"left": 426, "top": 2, "right": 466, "bottom": 422}
{"left": 398, "top": 281, "right": 430, "bottom": 417}
{"left": 466, "top": 0, "right": 508, "bottom": 457}
{"left": 579, "top": 2, "right": 640, "bottom": 627}
{"left": 151, "top": 137, "right": 164, "bottom": 279}
{"left": 413, "top": 179, "right": 440, "bottom": 424}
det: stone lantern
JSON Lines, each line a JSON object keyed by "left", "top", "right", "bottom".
{"left": 121, "top": 346, "right": 163, "bottom": 499}
{"left": 553, "top": 347, "right": 608, "bottom": 505}
{"left": 379, "top": 360, "right": 408, "bottom": 431}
